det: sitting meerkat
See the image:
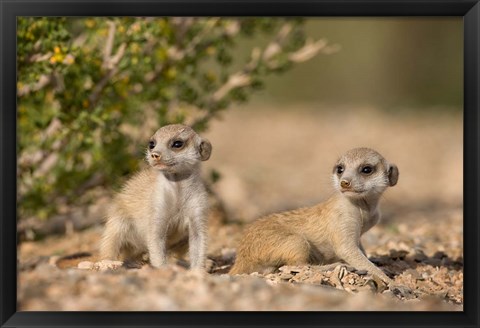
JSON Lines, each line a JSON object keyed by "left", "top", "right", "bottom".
{"left": 230, "top": 147, "right": 399, "bottom": 285}
{"left": 100, "top": 124, "right": 212, "bottom": 269}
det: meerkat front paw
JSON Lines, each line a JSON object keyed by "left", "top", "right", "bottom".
{"left": 149, "top": 256, "right": 168, "bottom": 268}
{"left": 370, "top": 274, "right": 389, "bottom": 292}
{"left": 389, "top": 282, "right": 415, "bottom": 299}
{"left": 204, "top": 258, "right": 215, "bottom": 273}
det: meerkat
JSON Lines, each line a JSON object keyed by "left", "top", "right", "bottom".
{"left": 100, "top": 124, "right": 212, "bottom": 269}
{"left": 229, "top": 147, "right": 399, "bottom": 285}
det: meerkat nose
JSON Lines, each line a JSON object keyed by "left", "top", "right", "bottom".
{"left": 340, "top": 180, "right": 351, "bottom": 188}
{"left": 151, "top": 152, "right": 161, "bottom": 160}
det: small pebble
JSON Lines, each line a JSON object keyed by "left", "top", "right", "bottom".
{"left": 77, "top": 261, "right": 94, "bottom": 270}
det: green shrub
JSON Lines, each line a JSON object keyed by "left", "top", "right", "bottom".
{"left": 17, "top": 17, "right": 337, "bottom": 220}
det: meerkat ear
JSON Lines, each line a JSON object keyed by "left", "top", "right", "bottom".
{"left": 388, "top": 164, "right": 399, "bottom": 186}
{"left": 198, "top": 138, "right": 212, "bottom": 161}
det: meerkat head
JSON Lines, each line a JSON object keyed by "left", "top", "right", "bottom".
{"left": 332, "top": 147, "right": 399, "bottom": 199}
{"left": 146, "top": 124, "right": 212, "bottom": 174}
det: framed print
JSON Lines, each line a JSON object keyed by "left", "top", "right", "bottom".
{"left": 1, "top": 0, "right": 479, "bottom": 327}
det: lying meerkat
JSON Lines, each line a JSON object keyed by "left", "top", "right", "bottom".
{"left": 230, "top": 147, "right": 399, "bottom": 285}
{"left": 100, "top": 124, "right": 212, "bottom": 269}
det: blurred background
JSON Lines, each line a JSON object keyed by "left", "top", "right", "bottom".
{"left": 17, "top": 16, "right": 464, "bottom": 312}
{"left": 17, "top": 17, "right": 462, "bottom": 233}
{"left": 251, "top": 18, "right": 462, "bottom": 110}
{"left": 205, "top": 18, "right": 463, "bottom": 222}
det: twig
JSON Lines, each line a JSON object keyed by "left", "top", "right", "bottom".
{"left": 191, "top": 22, "right": 339, "bottom": 128}
{"left": 144, "top": 18, "right": 229, "bottom": 85}
{"left": 103, "top": 21, "right": 116, "bottom": 69}
{"left": 88, "top": 20, "right": 127, "bottom": 108}
{"left": 211, "top": 73, "right": 251, "bottom": 103}
{"left": 289, "top": 38, "right": 341, "bottom": 62}
{"left": 17, "top": 74, "right": 52, "bottom": 97}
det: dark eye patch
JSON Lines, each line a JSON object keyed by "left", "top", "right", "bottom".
{"left": 360, "top": 165, "right": 374, "bottom": 174}
{"left": 148, "top": 140, "right": 155, "bottom": 150}
{"left": 335, "top": 165, "right": 344, "bottom": 174}
{"left": 171, "top": 140, "right": 184, "bottom": 149}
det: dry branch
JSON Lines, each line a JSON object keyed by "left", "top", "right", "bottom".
{"left": 88, "top": 21, "right": 127, "bottom": 108}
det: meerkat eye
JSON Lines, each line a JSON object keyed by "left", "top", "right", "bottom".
{"left": 148, "top": 140, "right": 155, "bottom": 150}
{"left": 336, "top": 165, "right": 344, "bottom": 174}
{"left": 361, "top": 166, "right": 373, "bottom": 174}
{"left": 171, "top": 140, "right": 184, "bottom": 149}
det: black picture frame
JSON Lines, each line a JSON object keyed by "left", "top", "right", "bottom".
{"left": 1, "top": 1, "right": 478, "bottom": 327}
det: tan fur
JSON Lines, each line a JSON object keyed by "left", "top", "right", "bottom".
{"left": 100, "top": 124, "right": 212, "bottom": 269}
{"left": 230, "top": 147, "right": 399, "bottom": 284}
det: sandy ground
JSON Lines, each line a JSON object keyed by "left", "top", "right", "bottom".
{"left": 18, "top": 105, "right": 463, "bottom": 311}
